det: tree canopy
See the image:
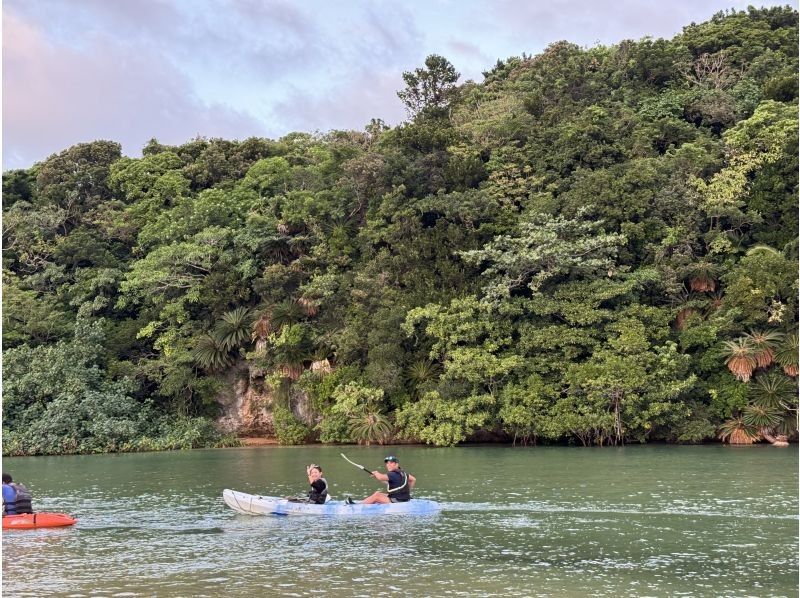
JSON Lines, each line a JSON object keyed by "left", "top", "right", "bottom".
{"left": 3, "top": 7, "right": 798, "bottom": 454}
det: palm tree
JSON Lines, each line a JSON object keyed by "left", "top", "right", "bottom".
{"left": 718, "top": 416, "right": 759, "bottom": 444}
{"left": 742, "top": 404, "right": 788, "bottom": 446}
{"left": 668, "top": 290, "right": 704, "bottom": 330}
{"left": 271, "top": 299, "right": 305, "bottom": 330}
{"left": 685, "top": 261, "right": 717, "bottom": 292}
{"left": 743, "top": 329, "right": 784, "bottom": 369}
{"left": 251, "top": 310, "right": 273, "bottom": 353}
{"left": 774, "top": 332, "right": 798, "bottom": 377}
{"left": 297, "top": 297, "right": 320, "bottom": 317}
{"left": 348, "top": 409, "right": 393, "bottom": 445}
{"left": 193, "top": 334, "right": 231, "bottom": 371}
{"left": 721, "top": 338, "right": 757, "bottom": 382}
{"left": 750, "top": 371, "right": 797, "bottom": 411}
{"left": 272, "top": 335, "right": 310, "bottom": 381}
{"left": 705, "top": 290, "right": 725, "bottom": 316}
{"left": 216, "top": 307, "right": 254, "bottom": 352}
{"left": 406, "top": 359, "right": 442, "bottom": 396}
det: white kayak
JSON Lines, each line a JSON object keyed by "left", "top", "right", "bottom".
{"left": 223, "top": 489, "right": 441, "bottom": 516}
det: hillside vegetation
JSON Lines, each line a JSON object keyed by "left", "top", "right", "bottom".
{"left": 3, "top": 7, "right": 797, "bottom": 454}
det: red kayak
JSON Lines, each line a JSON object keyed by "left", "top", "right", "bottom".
{"left": 3, "top": 513, "right": 77, "bottom": 530}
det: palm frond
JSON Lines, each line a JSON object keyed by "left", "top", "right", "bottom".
{"left": 216, "top": 307, "right": 254, "bottom": 351}
{"left": 193, "top": 334, "right": 232, "bottom": 371}
{"left": 743, "top": 329, "right": 784, "bottom": 369}
{"left": 750, "top": 372, "right": 797, "bottom": 410}
{"left": 717, "top": 416, "right": 759, "bottom": 444}
{"left": 272, "top": 300, "right": 305, "bottom": 330}
{"left": 742, "top": 404, "right": 783, "bottom": 429}
{"left": 774, "top": 333, "right": 798, "bottom": 377}
{"left": 721, "top": 338, "right": 757, "bottom": 382}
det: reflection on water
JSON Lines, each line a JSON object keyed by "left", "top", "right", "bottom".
{"left": 3, "top": 445, "right": 798, "bottom": 597}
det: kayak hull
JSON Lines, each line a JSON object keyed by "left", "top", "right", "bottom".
{"left": 3, "top": 513, "right": 77, "bottom": 530}
{"left": 223, "top": 489, "right": 440, "bottom": 516}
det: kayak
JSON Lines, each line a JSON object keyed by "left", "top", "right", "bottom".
{"left": 3, "top": 513, "right": 77, "bottom": 530}
{"left": 223, "top": 489, "right": 441, "bottom": 516}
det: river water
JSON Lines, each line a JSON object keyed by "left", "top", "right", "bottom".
{"left": 2, "top": 445, "right": 797, "bottom": 597}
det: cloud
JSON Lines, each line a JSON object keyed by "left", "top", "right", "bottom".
{"left": 2, "top": 8, "right": 266, "bottom": 169}
{"left": 5, "top": 0, "right": 790, "bottom": 170}
{"left": 271, "top": 68, "right": 407, "bottom": 133}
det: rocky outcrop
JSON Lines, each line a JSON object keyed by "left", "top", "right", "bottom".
{"left": 215, "top": 363, "right": 318, "bottom": 437}
{"left": 216, "top": 365, "right": 275, "bottom": 436}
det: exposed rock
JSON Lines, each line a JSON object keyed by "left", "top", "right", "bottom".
{"left": 216, "top": 365, "right": 275, "bottom": 437}
{"left": 289, "top": 387, "right": 318, "bottom": 427}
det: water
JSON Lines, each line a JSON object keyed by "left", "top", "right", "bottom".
{"left": 2, "top": 445, "right": 797, "bottom": 597}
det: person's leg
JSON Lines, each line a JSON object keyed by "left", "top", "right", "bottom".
{"left": 360, "top": 492, "right": 391, "bottom": 505}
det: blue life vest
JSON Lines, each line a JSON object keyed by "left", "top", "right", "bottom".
{"left": 3, "top": 483, "right": 33, "bottom": 515}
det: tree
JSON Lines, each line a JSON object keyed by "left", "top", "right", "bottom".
{"left": 397, "top": 55, "right": 460, "bottom": 118}
{"left": 460, "top": 210, "right": 626, "bottom": 301}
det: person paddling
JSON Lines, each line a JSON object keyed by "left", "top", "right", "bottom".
{"left": 2, "top": 473, "right": 33, "bottom": 516}
{"left": 347, "top": 456, "right": 415, "bottom": 504}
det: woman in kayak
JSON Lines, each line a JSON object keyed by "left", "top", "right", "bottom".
{"left": 305, "top": 464, "right": 329, "bottom": 504}
{"left": 352, "top": 456, "right": 415, "bottom": 504}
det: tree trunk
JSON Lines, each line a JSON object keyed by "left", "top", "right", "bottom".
{"left": 760, "top": 428, "right": 789, "bottom": 447}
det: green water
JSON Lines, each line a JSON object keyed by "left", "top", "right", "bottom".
{"left": 2, "top": 445, "right": 797, "bottom": 597}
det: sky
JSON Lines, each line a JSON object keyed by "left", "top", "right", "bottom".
{"left": 2, "top": 0, "right": 793, "bottom": 170}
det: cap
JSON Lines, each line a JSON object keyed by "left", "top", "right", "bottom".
{"left": 383, "top": 456, "right": 399, "bottom": 463}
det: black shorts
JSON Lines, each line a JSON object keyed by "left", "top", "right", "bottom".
{"left": 389, "top": 497, "right": 410, "bottom": 503}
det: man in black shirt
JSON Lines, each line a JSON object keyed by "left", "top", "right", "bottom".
{"left": 354, "top": 456, "right": 416, "bottom": 504}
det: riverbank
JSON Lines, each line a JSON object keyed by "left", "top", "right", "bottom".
{"left": 239, "top": 437, "right": 279, "bottom": 446}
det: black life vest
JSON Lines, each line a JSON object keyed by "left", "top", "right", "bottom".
{"left": 5, "top": 483, "right": 33, "bottom": 514}
{"left": 308, "top": 477, "right": 328, "bottom": 504}
{"left": 387, "top": 470, "right": 411, "bottom": 501}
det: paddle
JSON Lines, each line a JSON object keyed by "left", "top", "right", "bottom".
{"left": 340, "top": 453, "right": 374, "bottom": 476}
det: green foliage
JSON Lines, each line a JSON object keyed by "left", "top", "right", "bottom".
{"left": 1, "top": 317, "right": 230, "bottom": 455}
{"left": 460, "top": 211, "right": 626, "bottom": 300}
{"left": 3, "top": 8, "right": 798, "bottom": 453}
{"left": 273, "top": 406, "right": 311, "bottom": 445}
{"left": 395, "top": 390, "right": 495, "bottom": 446}
{"left": 397, "top": 54, "right": 460, "bottom": 118}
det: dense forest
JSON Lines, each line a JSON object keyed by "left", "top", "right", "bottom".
{"left": 3, "top": 7, "right": 798, "bottom": 455}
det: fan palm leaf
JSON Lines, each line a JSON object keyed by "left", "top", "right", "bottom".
{"left": 721, "top": 338, "right": 757, "bottom": 382}
{"left": 216, "top": 307, "right": 254, "bottom": 351}
{"left": 717, "top": 416, "right": 759, "bottom": 444}
{"left": 750, "top": 372, "right": 797, "bottom": 410}
{"left": 743, "top": 329, "right": 784, "bottom": 369}
{"left": 774, "top": 333, "right": 798, "bottom": 377}
{"left": 193, "top": 334, "right": 232, "bottom": 371}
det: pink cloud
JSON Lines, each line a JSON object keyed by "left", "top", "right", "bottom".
{"left": 2, "top": 8, "right": 265, "bottom": 169}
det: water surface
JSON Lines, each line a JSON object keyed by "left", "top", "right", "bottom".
{"left": 3, "top": 445, "right": 797, "bottom": 596}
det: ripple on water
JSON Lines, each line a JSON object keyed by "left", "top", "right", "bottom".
{"left": 3, "top": 446, "right": 798, "bottom": 597}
